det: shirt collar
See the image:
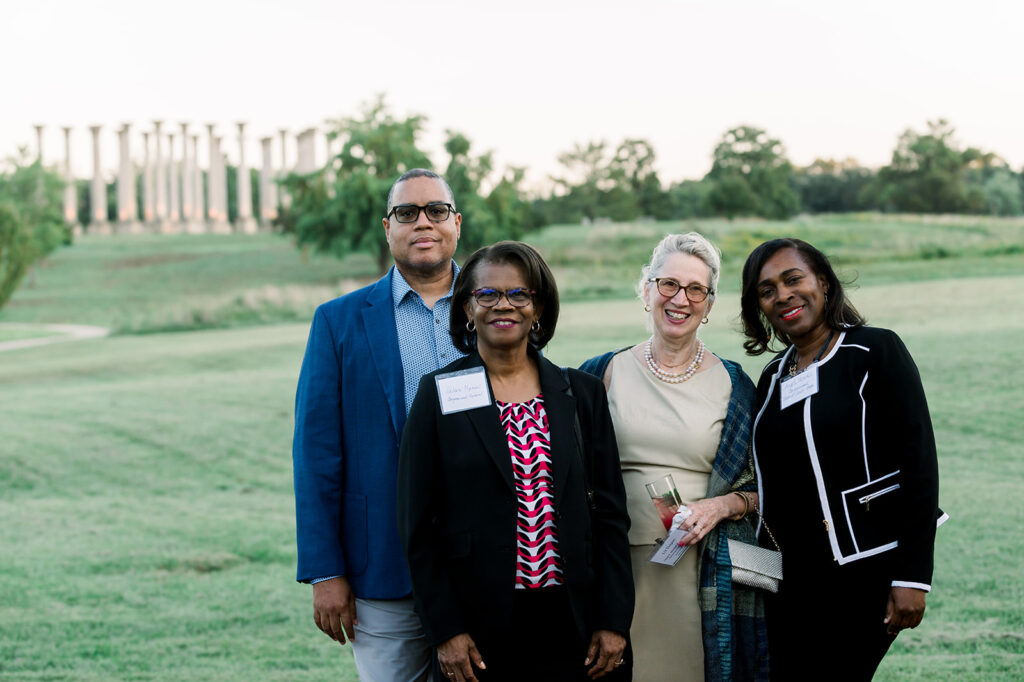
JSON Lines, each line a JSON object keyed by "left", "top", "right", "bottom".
{"left": 391, "top": 261, "right": 460, "bottom": 308}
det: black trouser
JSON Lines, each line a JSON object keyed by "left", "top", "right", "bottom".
{"left": 766, "top": 575, "right": 896, "bottom": 681}
{"left": 473, "top": 587, "right": 632, "bottom": 682}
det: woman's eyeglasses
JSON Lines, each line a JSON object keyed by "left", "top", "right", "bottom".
{"left": 471, "top": 287, "right": 535, "bottom": 308}
{"left": 648, "top": 278, "right": 713, "bottom": 303}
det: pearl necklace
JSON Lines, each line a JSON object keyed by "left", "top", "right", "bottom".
{"left": 644, "top": 338, "right": 705, "bottom": 384}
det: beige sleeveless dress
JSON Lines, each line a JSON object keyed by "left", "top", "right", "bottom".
{"left": 607, "top": 350, "right": 731, "bottom": 682}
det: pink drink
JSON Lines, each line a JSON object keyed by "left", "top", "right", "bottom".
{"left": 652, "top": 495, "right": 678, "bottom": 531}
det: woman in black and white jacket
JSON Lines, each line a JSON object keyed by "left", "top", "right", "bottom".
{"left": 739, "top": 238, "right": 946, "bottom": 680}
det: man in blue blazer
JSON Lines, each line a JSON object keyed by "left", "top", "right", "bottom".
{"left": 293, "top": 168, "right": 465, "bottom": 681}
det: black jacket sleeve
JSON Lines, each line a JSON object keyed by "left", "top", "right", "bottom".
{"left": 570, "top": 369, "right": 635, "bottom": 635}
{"left": 868, "top": 330, "right": 939, "bottom": 587}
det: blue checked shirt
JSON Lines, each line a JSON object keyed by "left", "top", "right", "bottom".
{"left": 391, "top": 262, "right": 466, "bottom": 415}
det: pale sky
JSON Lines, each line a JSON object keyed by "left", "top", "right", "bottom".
{"left": 3, "top": 0, "right": 1022, "bottom": 193}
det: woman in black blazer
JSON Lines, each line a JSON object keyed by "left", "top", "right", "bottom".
{"left": 740, "top": 238, "right": 944, "bottom": 680}
{"left": 397, "top": 241, "right": 633, "bottom": 682}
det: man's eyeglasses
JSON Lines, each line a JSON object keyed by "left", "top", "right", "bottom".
{"left": 648, "top": 278, "right": 714, "bottom": 303}
{"left": 387, "top": 202, "right": 456, "bottom": 223}
{"left": 471, "top": 287, "right": 535, "bottom": 308}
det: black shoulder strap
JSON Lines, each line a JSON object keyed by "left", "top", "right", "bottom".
{"left": 561, "top": 367, "right": 597, "bottom": 512}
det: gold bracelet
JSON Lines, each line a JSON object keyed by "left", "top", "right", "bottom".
{"left": 732, "top": 491, "right": 750, "bottom": 519}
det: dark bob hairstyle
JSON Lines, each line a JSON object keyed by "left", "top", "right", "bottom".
{"left": 450, "top": 241, "right": 559, "bottom": 353}
{"left": 740, "top": 238, "right": 865, "bottom": 356}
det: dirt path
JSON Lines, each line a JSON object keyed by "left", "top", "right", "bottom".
{"left": 0, "top": 323, "right": 110, "bottom": 352}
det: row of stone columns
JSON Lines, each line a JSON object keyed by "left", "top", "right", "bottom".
{"left": 35, "top": 122, "right": 312, "bottom": 236}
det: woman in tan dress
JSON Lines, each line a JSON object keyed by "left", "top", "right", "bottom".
{"left": 580, "top": 233, "right": 769, "bottom": 681}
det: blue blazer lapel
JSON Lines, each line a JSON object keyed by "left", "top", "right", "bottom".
{"left": 362, "top": 270, "right": 406, "bottom": 441}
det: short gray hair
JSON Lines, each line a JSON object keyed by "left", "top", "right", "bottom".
{"left": 385, "top": 168, "right": 456, "bottom": 215}
{"left": 637, "top": 232, "right": 722, "bottom": 302}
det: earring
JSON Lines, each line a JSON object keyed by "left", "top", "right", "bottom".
{"left": 531, "top": 321, "right": 541, "bottom": 332}
{"left": 824, "top": 291, "right": 829, "bottom": 303}
{"left": 644, "top": 304, "right": 651, "bottom": 312}
{"left": 465, "top": 320, "right": 476, "bottom": 332}
{"left": 702, "top": 316, "right": 709, "bottom": 324}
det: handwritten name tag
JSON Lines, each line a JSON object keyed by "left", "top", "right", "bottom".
{"left": 649, "top": 529, "right": 692, "bottom": 566}
{"left": 435, "top": 367, "right": 492, "bottom": 415}
{"left": 779, "top": 364, "right": 819, "bottom": 410}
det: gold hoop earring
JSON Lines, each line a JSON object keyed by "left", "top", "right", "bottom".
{"left": 644, "top": 304, "right": 651, "bottom": 312}
{"left": 702, "top": 316, "right": 709, "bottom": 324}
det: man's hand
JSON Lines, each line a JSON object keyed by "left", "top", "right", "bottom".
{"left": 884, "top": 586, "right": 927, "bottom": 635}
{"left": 437, "top": 633, "right": 485, "bottom": 682}
{"left": 312, "top": 577, "right": 357, "bottom": 644}
{"left": 585, "top": 630, "right": 627, "bottom": 678}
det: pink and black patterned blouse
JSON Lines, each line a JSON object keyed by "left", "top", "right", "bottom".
{"left": 497, "top": 394, "right": 565, "bottom": 590}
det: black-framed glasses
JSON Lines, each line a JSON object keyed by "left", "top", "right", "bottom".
{"left": 648, "top": 277, "right": 714, "bottom": 303}
{"left": 471, "top": 287, "right": 535, "bottom": 308}
{"left": 386, "top": 202, "right": 456, "bottom": 223}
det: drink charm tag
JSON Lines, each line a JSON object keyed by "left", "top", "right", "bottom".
{"left": 779, "top": 363, "right": 819, "bottom": 410}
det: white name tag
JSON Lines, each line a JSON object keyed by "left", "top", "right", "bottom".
{"left": 435, "top": 367, "right": 492, "bottom": 415}
{"left": 779, "top": 364, "right": 819, "bottom": 410}
{"left": 649, "top": 529, "right": 692, "bottom": 566}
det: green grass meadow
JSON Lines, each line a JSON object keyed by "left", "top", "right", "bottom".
{"left": 1, "top": 215, "right": 1022, "bottom": 679}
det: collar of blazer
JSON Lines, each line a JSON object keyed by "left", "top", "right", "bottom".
{"left": 444, "top": 347, "right": 577, "bottom": 508}
{"left": 362, "top": 270, "right": 406, "bottom": 442}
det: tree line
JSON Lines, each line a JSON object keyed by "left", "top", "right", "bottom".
{"left": 281, "top": 100, "right": 1023, "bottom": 270}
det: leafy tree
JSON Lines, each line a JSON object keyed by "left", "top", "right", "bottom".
{"left": 281, "top": 96, "right": 431, "bottom": 273}
{"left": 667, "top": 180, "right": 715, "bottom": 219}
{"left": 443, "top": 130, "right": 498, "bottom": 254}
{"left": 707, "top": 172, "right": 759, "bottom": 220}
{"left": 0, "top": 152, "right": 68, "bottom": 264}
{"left": 549, "top": 138, "right": 674, "bottom": 222}
{"left": 552, "top": 140, "right": 613, "bottom": 221}
{"left": 706, "top": 125, "right": 799, "bottom": 219}
{"left": 981, "top": 168, "right": 1024, "bottom": 216}
{"left": 609, "top": 139, "right": 670, "bottom": 218}
{"left": 484, "top": 166, "right": 535, "bottom": 242}
{"left": 793, "top": 158, "right": 876, "bottom": 213}
{"left": 0, "top": 151, "right": 70, "bottom": 310}
{"left": 0, "top": 201, "right": 32, "bottom": 309}
{"left": 875, "top": 119, "right": 989, "bottom": 213}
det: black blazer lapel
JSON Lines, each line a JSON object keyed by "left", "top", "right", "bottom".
{"left": 537, "top": 357, "right": 576, "bottom": 509}
{"left": 455, "top": 353, "right": 517, "bottom": 495}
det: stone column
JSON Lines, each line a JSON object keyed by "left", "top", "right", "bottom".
{"left": 167, "top": 133, "right": 180, "bottom": 232}
{"left": 215, "top": 140, "right": 231, "bottom": 233}
{"left": 324, "top": 130, "right": 336, "bottom": 198}
{"left": 206, "top": 126, "right": 229, "bottom": 233}
{"left": 116, "top": 124, "right": 141, "bottom": 233}
{"left": 62, "top": 127, "right": 81, "bottom": 237}
{"left": 190, "top": 134, "right": 205, "bottom": 231}
{"left": 142, "top": 132, "right": 154, "bottom": 224}
{"left": 278, "top": 128, "right": 291, "bottom": 210}
{"left": 259, "top": 136, "right": 277, "bottom": 230}
{"left": 153, "top": 121, "right": 167, "bottom": 222}
{"left": 178, "top": 123, "right": 192, "bottom": 224}
{"left": 34, "top": 125, "right": 44, "bottom": 164}
{"left": 234, "top": 122, "right": 257, "bottom": 233}
{"left": 89, "top": 125, "right": 111, "bottom": 235}
{"left": 296, "top": 128, "right": 316, "bottom": 174}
